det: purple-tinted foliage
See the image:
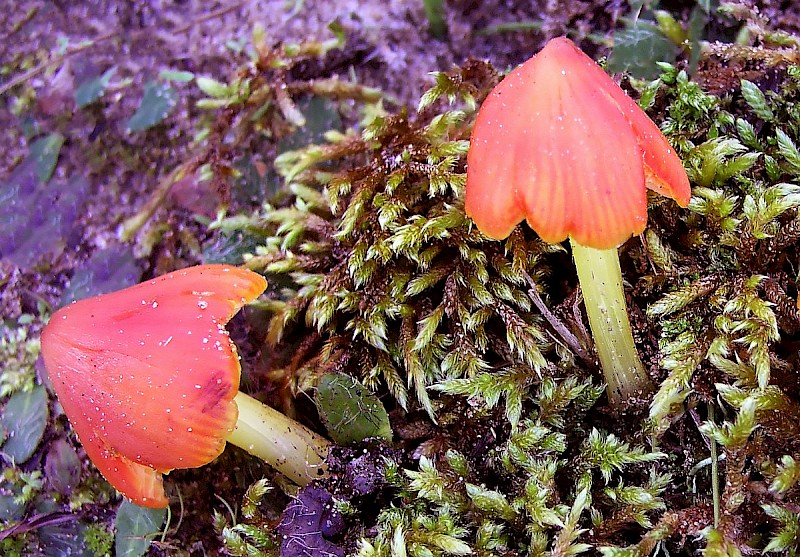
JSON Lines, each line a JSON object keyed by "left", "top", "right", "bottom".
{"left": 277, "top": 485, "right": 345, "bottom": 557}
{"left": 0, "top": 158, "right": 90, "bottom": 270}
{"left": 58, "top": 247, "right": 141, "bottom": 307}
{"left": 44, "top": 439, "right": 82, "bottom": 496}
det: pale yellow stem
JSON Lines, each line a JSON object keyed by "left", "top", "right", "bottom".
{"left": 229, "top": 392, "right": 330, "bottom": 484}
{"left": 570, "top": 241, "right": 653, "bottom": 406}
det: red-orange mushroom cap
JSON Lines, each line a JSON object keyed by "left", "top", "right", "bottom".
{"left": 465, "top": 37, "right": 691, "bottom": 249}
{"left": 41, "top": 264, "right": 267, "bottom": 508}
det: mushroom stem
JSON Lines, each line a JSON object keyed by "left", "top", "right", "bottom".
{"left": 570, "top": 240, "right": 653, "bottom": 406}
{"left": 229, "top": 392, "right": 331, "bottom": 484}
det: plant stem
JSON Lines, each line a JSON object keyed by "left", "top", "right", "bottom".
{"left": 119, "top": 164, "right": 188, "bottom": 242}
{"left": 709, "top": 403, "right": 721, "bottom": 527}
{"left": 570, "top": 240, "right": 653, "bottom": 406}
{"left": 522, "top": 271, "right": 593, "bottom": 368}
{"left": 229, "top": 392, "right": 331, "bottom": 485}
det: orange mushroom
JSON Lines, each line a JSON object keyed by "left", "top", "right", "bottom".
{"left": 41, "top": 264, "right": 329, "bottom": 508}
{"left": 466, "top": 37, "right": 691, "bottom": 405}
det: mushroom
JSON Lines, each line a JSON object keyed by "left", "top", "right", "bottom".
{"left": 41, "top": 264, "right": 330, "bottom": 508}
{"left": 466, "top": 37, "right": 690, "bottom": 406}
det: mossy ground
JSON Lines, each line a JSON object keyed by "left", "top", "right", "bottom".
{"left": 3, "top": 2, "right": 800, "bottom": 556}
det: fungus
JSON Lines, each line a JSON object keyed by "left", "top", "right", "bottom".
{"left": 41, "top": 264, "right": 330, "bottom": 508}
{"left": 466, "top": 37, "right": 691, "bottom": 406}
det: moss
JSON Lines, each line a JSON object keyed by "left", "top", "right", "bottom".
{"left": 0, "top": 317, "right": 40, "bottom": 398}
{"left": 228, "top": 62, "right": 563, "bottom": 421}
{"left": 643, "top": 50, "right": 800, "bottom": 551}
{"left": 83, "top": 523, "right": 114, "bottom": 556}
{"left": 203, "top": 39, "right": 800, "bottom": 554}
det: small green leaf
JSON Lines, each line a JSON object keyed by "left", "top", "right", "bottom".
{"left": 0, "top": 386, "right": 49, "bottom": 464}
{"left": 315, "top": 373, "right": 392, "bottom": 445}
{"left": 608, "top": 21, "right": 679, "bottom": 79}
{"left": 158, "top": 69, "right": 195, "bottom": 82}
{"left": 740, "top": 80, "right": 774, "bottom": 122}
{"left": 736, "top": 117, "right": 762, "bottom": 150}
{"left": 762, "top": 504, "right": 800, "bottom": 554}
{"left": 776, "top": 128, "right": 800, "bottom": 175}
{"left": 30, "top": 133, "right": 64, "bottom": 182}
{"left": 75, "top": 66, "right": 117, "bottom": 108}
{"left": 654, "top": 10, "right": 685, "bottom": 45}
{"left": 465, "top": 483, "right": 518, "bottom": 521}
{"left": 114, "top": 500, "right": 166, "bottom": 557}
{"left": 196, "top": 76, "right": 231, "bottom": 98}
{"left": 771, "top": 455, "right": 800, "bottom": 494}
{"left": 126, "top": 81, "right": 178, "bottom": 132}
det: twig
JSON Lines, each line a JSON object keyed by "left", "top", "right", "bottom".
{"left": 3, "top": 6, "right": 40, "bottom": 40}
{"left": 0, "top": 31, "right": 117, "bottom": 97}
{"left": 522, "top": 271, "right": 594, "bottom": 368}
{"left": 167, "top": 1, "right": 245, "bottom": 36}
{"left": 118, "top": 163, "right": 189, "bottom": 242}
{"left": 0, "top": 1, "right": 246, "bottom": 98}
{"left": 708, "top": 403, "right": 721, "bottom": 528}
{"left": 0, "top": 512, "right": 79, "bottom": 541}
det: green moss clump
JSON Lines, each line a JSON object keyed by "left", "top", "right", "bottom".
{"left": 83, "top": 523, "right": 114, "bottom": 556}
{"left": 0, "top": 317, "right": 40, "bottom": 398}
{"left": 640, "top": 49, "right": 800, "bottom": 553}
{"left": 229, "top": 62, "right": 563, "bottom": 419}
{"left": 207, "top": 35, "right": 800, "bottom": 555}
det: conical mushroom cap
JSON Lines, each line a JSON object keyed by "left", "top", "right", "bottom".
{"left": 466, "top": 37, "right": 690, "bottom": 249}
{"left": 41, "top": 264, "right": 267, "bottom": 507}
